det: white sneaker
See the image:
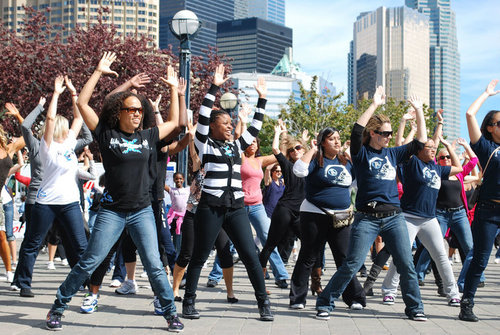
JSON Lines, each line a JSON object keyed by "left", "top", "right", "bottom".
{"left": 54, "top": 257, "right": 62, "bottom": 262}
{"left": 80, "top": 293, "right": 99, "bottom": 313}
{"left": 350, "top": 302, "right": 364, "bottom": 310}
{"left": 6, "top": 271, "right": 14, "bottom": 283}
{"left": 109, "top": 279, "right": 122, "bottom": 287}
{"left": 292, "top": 252, "right": 298, "bottom": 263}
{"left": 140, "top": 271, "right": 148, "bottom": 278}
{"left": 115, "top": 279, "right": 138, "bottom": 295}
{"left": 494, "top": 258, "right": 500, "bottom": 264}
{"left": 61, "top": 259, "right": 69, "bottom": 266}
{"left": 10, "top": 284, "right": 20, "bottom": 291}
{"left": 47, "top": 261, "right": 56, "bottom": 270}
{"left": 290, "top": 303, "right": 305, "bottom": 309}
{"left": 449, "top": 257, "right": 453, "bottom": 265}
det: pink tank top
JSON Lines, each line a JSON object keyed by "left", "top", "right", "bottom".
{"left": 241, "top": 157, "right": 264, "bottom": 206}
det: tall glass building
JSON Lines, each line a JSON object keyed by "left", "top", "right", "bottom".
{"left": 350, "top": 6, "right": 429, "bottom": 106}
{"left": 235, "top": 0, "right": 285, "bottom": 26}
{"left": 405, "top": 0, "right": 461, "bottom": 140}
{"left": 159, "top": 0, "right": 234, "bottom": 56}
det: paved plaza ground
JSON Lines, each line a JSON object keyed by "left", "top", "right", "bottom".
{"left": 1, "top": 244, "right": 499, "bottom": 334}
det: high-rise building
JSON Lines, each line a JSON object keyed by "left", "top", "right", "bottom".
{"left": 159, "top": 0, "right": 234, "bottom": 56}
{"left": 1, "top": 0, "right": 159, "bottom": 45}
{"left": 405, "top": 0, "right": 460, "bottom": 140}
{"left": 216, "top": 17, "right": 292, "bottom": 73}
{"left": 236, "top": 0, "right": 284, "bottom": 26}
{"left": 347, "top": 40, "right": 354, "bottom": 105}
{"left": 349, "top": 6, "right": 429, "bottom": 107}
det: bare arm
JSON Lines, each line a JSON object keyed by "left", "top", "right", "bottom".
{"left": 441, "top": 136, "right": 463, "bottom": 176}
{"left": 65, "top": 76, "right": 83, "bottom": 136}
{"left": 395, "top": 111, "right": 414, "bottom": 146}
{"left": 105, "top": 73, "right": 150, "bottom": 99}
{"left": 157, "top": 66, "right": 179, "bottom": 140}
{"left": 466, "top": 79, "right": 499, "bottom": 144}
{"left": 432, "top": 109, "right": 444, "bottom": 147}
{"left": 234, "top": 103, "right": 250, "bottom": 140}
{"left": 272, "top": 119, "right": 286, "bottom": 155}
{"left": 44, "top": 76, "right": 66, "bottom": 147}
{"left": 356, "top": 86, "right": 385, "bottom": 127}
{"left": 77, "top": 52, "right": 119, "bottom": 131}
{"left": 408, "top": 95, "right": 427, "bottom": 143}
{"left": 5, "top": 103, "right": 24, "bottom": 124}
{"left": 189, "top": 138, "right": 201, "bottom": 172}
{"left": 168, "top": 121, "right": 195, "bottom": 155}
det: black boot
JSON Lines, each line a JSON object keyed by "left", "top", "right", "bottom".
{"left": 182, "top": 296, "right": 200, "bottom": 319}
{"left": 459, "top": 298, "right": 478, "bottom": 322}
{"left": 363, "top": 264, "right": 382, "bottom": 296}
{"left": 258, "top": 299, "right": 274, "bottom": 321}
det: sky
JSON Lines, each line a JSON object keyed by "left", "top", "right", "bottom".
{"left": 285, "top": 0, "right": 500, "bottom": 140}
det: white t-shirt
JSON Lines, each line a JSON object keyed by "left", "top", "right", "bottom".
{"left": 36, "top": 130, "right": 80, "bottom": 205}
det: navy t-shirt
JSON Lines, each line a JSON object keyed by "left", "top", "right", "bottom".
{"left": 400, "top": 156, "right": 451, "bottom": 218}
{"left": 306, "top": 157, "right": 353, "bottom": 210}
{"left": 93, "top": 122, "right": 159, "bottom": 212}
{"left": 471, "top": 136, "right": 500, "bottom": 201}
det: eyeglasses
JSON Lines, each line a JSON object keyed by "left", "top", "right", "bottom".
{"left": 438, "top": 155, "right": 451, "bottom": 160}
{"left": 374, "top": 130, "right": 393, "bottom": 137}
{"left": 424, "top": 146, "right": 437, "bottom": 150}
{"left": 489, "top": 121, "right": 500, "bottom": 127}
{"left": 121, "top": 107, "right": 143, "bottom": 115}
{"left": 273, "top": 170, "right": 282, "bottom": 173}
{"left": 287, "top": 145, "right": 303, "bottom": 153}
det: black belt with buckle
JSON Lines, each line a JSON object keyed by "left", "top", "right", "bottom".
{"left": 438, "top": 206, "right": 464, "bottom": 212}
{"left": 358, "top": 209, "right": 401, "bottom": 218}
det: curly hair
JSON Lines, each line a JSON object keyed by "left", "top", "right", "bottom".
{"left": 100, "top": 92, "right": 155, "bottom": 130}
{"left": 480, "top": 110, "right": 500, "bottom": 141}
{"left": 362, "top": 114, "right": 391, "bottom": 145}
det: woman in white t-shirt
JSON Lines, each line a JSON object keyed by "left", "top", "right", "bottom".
{"left": 15, "top": 76, "right": 87, "bottom": 298}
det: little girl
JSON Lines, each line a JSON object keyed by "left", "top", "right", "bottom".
{"left": 165, "top": 172, "right": 190, "bottom": 255}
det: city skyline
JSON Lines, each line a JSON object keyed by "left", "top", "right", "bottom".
{"left": 286, "top": 0, "right": 500, "bottom": 140}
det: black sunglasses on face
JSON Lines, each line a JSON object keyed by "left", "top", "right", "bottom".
{"left": 287, "top": 145, "right": 303, "bottom": 153}
{"left": 121, "top": 107, "right": 143, "bottom": 115}
{"left": 489, "top": 121, "right": 500, "bottom": 127}
{"left": 439, "top": 155, "right": 451, "bottom": 160}
{"left": 374, "top": 130, "right": 393, "bottom": 137}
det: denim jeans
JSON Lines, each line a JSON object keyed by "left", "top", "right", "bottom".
{"left": 51, "top": 206, "right": 177, "bottom": 318}
{"left": 87, "top": 210, "right": 98, "bottom": 234}
{"left": 14, "top": 202, "right": 87, "bottom": 289}
{"left": 463, "top": 202, "right": 500, "bottom": 302}
{"left": 3, "top": 201, "right": 14, "bottom": 241}
{"left": 208, "top": 256, "right": 223, "bottom": 282}
{"left": 246, "top": 204, "right": 289, "bottom": 280}
{"left": 457, "top": 248, "right": 485, "bottom": 292}
{"left": 416, "top": 208, "right": 473, "bottom": 280}
{"left": 316, "top": 212, "right": 423, "bottom": 316}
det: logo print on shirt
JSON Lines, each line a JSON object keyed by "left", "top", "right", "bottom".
{"left": 421, "top": 167, "right": 441, "bottom": 189}
{"left": 324, "top": 164, "right": 352, "bottom": 186}
{"left": 368, "top": 156, "right": 396, "bottom": 180}
{"left": 110, "top": 138, "right": 148, "bottom": 154}
{"left": 221, "top": 144, "right": 234, "bottom": 157}
{"left": 63, "top": 150, "right": 74, "bottom": 161}
{"left": 101, "top": 190, "right": 113, "bottom": 203}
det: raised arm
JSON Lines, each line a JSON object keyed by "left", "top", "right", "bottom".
{"left": 157, "top": 65, "right": 179, "bottom": 140}
{"left": 395, "top": 110, "right": 415, "bottom": 146}
{"left": 407, "top": 95, "right": 427, "bottom": 143}
{"left": 168, "top": 121, "right": 196, "bottom": 155}
{"left": 432, "top": 109, "right": 444, "bottom": 147}
{"left": 77, "top": 52, "right": 119, "bottom": 131}
{"left": 65, "top": 76, "right": 83, "bottom": 137}
{"left": 440, "top": 135, "right": 463, "bottom": 176}
{"left": 356, "top": 86, "right": 385, "bottom": 127}
{"left": 105, "top": 72, "right": 150, "bottom": 99}
{"left": 466, "top": 79, "right": 499, "bottom": 144}
{"left": 234, "top": 103, "right": 250, "bottom": 140}
{"left": 44, "top": 76, "right": 66, "bottom": 147}
{"left": 403, "top": 121, "right": 417, "bottom": 145}
{"left": 188, "top": 137, "right": 201, "bottom": 172}
{"left": 5, "top": 103, "right": 25, "bottom": 124}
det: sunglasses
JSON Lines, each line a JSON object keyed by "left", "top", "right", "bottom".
{"left": 121, "top": 107, "right": 143, "bottom": 115}
{"left": 374, "top": 130, "right": 393, "bottom": 137}
{"left": 438, "top": 155, "right": 451, "bottom": 160}
{"left": 489, "top": 121, "right": 500, "bottom": 127}
{"left": 273, "top": 170, "right": 282, "bottom": 173}
{"left": 287, "top": 145, "right": 303, "bottom": 153}
{"left": 424, "top": 146, "right": 437, "bottom": 150}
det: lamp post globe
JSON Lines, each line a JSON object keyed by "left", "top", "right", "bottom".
{"left": 220, "top": 92, "right": 238, "bottom": 111}
{"left": 169, "top": 10, "right": 201, "bottom": 40}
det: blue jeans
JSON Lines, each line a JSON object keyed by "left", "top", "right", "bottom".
{"left": 463, "top": 202, "right": 500, "bottom": 302}
{"left": 246, "top": 204, "right": 289, "bottom": 280}
{"left": 87, "top": 210, "right": 98, "bottom": 234}
{"left": 316, "top": 212, "right": 423, "bottom": 316}
{"left": 3, "top": 201, "right": 15, "bottom": 241}
{"left": 416, "top": 208, "right": 473, "bottom": 280}
{"left": 51, "top": 206, "right": 176, "bottom": 318}
{"left": 14, "top": 202, "right": 87, "bottom": 289}
{"left": 208, "top": 256, "right": 223, "bottom": 282}
{"left": 457, "top": 249, "right": 485, "bottom": 292}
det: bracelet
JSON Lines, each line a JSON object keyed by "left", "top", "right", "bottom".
{"left": 438, "top": 122, "right": 443, "bottom": 125}
{"left": 154, "top": 111, "right": 160, "bottom": 114}
{"left": 178, "top": 94, "right": 185, "bottom": 97}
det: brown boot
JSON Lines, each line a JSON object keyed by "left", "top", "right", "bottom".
{"left": 310, "top": 267, "right": 323, "bottom": 296}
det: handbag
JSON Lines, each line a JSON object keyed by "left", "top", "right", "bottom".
{"left": 315, "top": 204, "right": 354, "bottom": 229}
{"left": 469, "top": 146, "right": 500, "bottom": 205}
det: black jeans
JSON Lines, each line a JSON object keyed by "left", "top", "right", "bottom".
{"left": 184, "top": 205, "right": 267, "bottom": 304}
{"left": 289, "top": 212, "right": 366, "bottom": 307}
{"left": 259, "top": 204, "right": 301, "bottom": 269}
{"left": 176, "top": 211, "right": 233, "bottom": 269}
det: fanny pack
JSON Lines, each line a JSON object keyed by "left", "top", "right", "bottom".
{"left": 314, "top": 203, "right": 354, "bottom": 229}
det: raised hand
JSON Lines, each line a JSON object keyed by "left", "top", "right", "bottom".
{"left": 301, "top": 129, "right": 310, "bottom": 143}
{"left": 310, "top": 138, "right": 318, "bottom": 150}
{"left": 439, "top": 134, "right": 451, "bottom": 147}
{"left": 160, "top": 65, "right": 178, "bottom": 88}
{"left": 129, "top": 73, "right": 150, "bottom": 89}
{"left": 5, "top": 103, "right": 20, "bottom": 117}
{"left": 64, "top": 75, "right": 77, "bottom": 94}
{"left": 54, "top": 75, "right": 66, "bottom": 95}
{"left": 149, "top": 94, "right": 162, "bottom": 112}
{"left": 186, "top": 121, "right": 196, "bottom": 139}
{"left": 372, "top": 86, "right": 386, "bottom": 106}
{"left": 403, "top": 108, "right": 415, "bottom": 121}
{"left": 238, "top": 102, "right": 251, "bottom": 123}
{"left": 213, "top": 64, "right": 229, "bottom": 86}
{"left": 408, "top": 94, "right": 423, "bottom": 110}
{"left": 178, "top": 77, "right": 187, "bottom": 96}
{"left": 456, "top": 137, "right": 468, "bottom": 148}
{"left": 436, "top": 109, "right": 444, "bottom": 122}
{"left": 485, "top": 79, "right": 500, "bottom": 96}
{"left": 254, "top": 77, "right": 267, "bottom": 98}
{"left": 278, "top": 118, "right": 287, "bottom": 134}
{"left": 39, "top": 96, "right": 47, "bottom": 106}
{"left": 97, "top": 51, "right": 119, "bottom": 77}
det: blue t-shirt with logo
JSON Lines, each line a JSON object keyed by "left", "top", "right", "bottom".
{"left": 305, "top": 157, "right": 353, "bottom": 210}
{"left": 400, "top": 156, "right": 451, "bottom": 218}
{"left": 471, "top": 136, "right": 500, "bottom": 201}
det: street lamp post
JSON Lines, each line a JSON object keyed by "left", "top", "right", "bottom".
{"left": 169, "top": 10, "right": 201, "bottom": 184}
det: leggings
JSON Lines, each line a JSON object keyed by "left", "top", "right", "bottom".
{"left": 184, "top": 205, "right": 267, "bottom": 304}
{"left": 290, "top": 212, "right": 365, "bottom": 307}
{"left": 176, "top": 210, "right": 233, "bottom": 268}
{"left": 259, "top": 204, "right": 301, "bottom": 269}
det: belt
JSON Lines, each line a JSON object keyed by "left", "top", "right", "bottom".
{"left": 358, "top": 209, "right": 401, "bottom": 218}
{"left": 438, "top": 206, "right": 464, "bottom": 212}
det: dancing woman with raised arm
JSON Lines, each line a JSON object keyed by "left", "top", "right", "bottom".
{"left": 459, "top": 79, "right": 500, "bottom": 322}
{"left": 46, "top": 53, "right": 184, "bottom": 332}
{"left": 315, "top": 86, "right": 427, "bottom": 321}
{"left": 182, "top": 64, "right": 273, "bottom": 321}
